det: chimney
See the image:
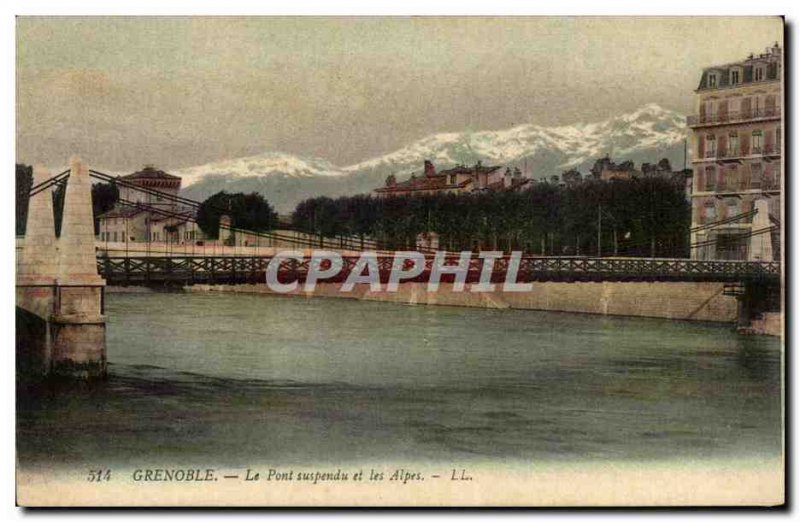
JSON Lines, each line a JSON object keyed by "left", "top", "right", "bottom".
{"left": 424, "top": 160, "right": 436, "bottom": 178}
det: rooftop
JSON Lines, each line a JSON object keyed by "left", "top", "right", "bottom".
{"left": 697, "top": 43, "right": 782, "bottom": 91}
{"left": 121, "top": 165, "right": 181, "bottom": 181}
{"left": 376, "top": 175, "right": 472, "bottom": 193}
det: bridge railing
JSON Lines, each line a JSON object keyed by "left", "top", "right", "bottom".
{"left": 97, "top": 254, "right": 781, "bottom": 286}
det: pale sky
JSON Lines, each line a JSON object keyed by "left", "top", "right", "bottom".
{"left": 16, "top": 16, "right": 783, "bottom": 170}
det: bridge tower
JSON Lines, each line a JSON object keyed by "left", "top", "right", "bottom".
{"left": 16, "top": 157, "right": 107, "bottom": 380}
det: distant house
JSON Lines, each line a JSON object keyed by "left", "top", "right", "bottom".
{"left": 590, "top": 156, "right": 640, "bottom": 181}
{"left": 375, "top": 160, "right": 531, "bottom": 197}
{"left": 96, "top": 165, "right": 206, "bottom": 244}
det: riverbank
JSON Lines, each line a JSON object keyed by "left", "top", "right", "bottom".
{"left": 175, "top": 280, "right": 739, "bottom": 323}
{"left": 106, "top": 281, "right": 782, "bottom": 335}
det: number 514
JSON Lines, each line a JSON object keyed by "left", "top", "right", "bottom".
{"left": 87, "top": 469, "right": 111, "bottom": 482}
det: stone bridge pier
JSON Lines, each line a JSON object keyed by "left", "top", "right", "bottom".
{"left": 16, "top": 157, "right": 106, "bottom": 380}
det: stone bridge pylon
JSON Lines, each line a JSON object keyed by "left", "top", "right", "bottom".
{"left": 16, "top": 156, "right": 106, "bottom": 380}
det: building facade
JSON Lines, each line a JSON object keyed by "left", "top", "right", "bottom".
{"left": 97, "top": 166, "right": 206, "bottom": 245}
{"left": 375, "top": 160, "right": 531, "bottom": 197}
{"left": 688, "top": 44, "right": 782, "bottom": 261}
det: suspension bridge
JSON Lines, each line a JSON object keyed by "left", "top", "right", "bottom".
{"left": 16, "top": 157, "right": 782, "bottom": 380}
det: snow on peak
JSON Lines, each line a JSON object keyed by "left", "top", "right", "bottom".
{"left": 174, "top": 103, "right": 688, "bottom": 210}
{"left": 344, "top": 103, "right": 687, "bottom": 176}
{"left": 174, "top": 151, "right": 346, "bottom": 187}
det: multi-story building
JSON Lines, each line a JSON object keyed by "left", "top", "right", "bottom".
{"left": 375, "top": 160, "right": 531, "bottom": 197}
{"left": 97, "top": 166, "right": 205, "bottom": 244}
{"left": 688, "top": 43, "right": 782, "bottom": 261}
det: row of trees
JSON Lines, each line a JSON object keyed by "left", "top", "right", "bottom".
{"left": 292, "top": 177, "right": 691, "bottom": 257}
{"left": 196, "top": 191, "right": 279, "bottom": 239}
{"left": 17, "top": 163, "right": 689, "bottom": 257}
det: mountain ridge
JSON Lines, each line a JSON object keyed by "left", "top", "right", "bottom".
{"left": 176, "top": 103, "right": 690, "bottom": 212}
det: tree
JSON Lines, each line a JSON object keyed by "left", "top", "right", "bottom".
{"left": 15, "top": 164, "right": 33, "bottom": 236}
{"left": 52, "top": 182, "right": 65, "bottom": 237}
{"left": 16, "top": 165, "right": 66, "bottom": 237}
{"left": 196, "top": 191, "right": 278, "bottom": 239}
{"left": 92, "top": 182, "right": 119, "bottom": 234}
{"left": 288, "top": 174, "right": 691, "bottom": 258}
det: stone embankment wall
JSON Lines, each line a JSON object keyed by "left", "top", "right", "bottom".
{"left": 181, "top": 281, "right": 739, "bottom": 323}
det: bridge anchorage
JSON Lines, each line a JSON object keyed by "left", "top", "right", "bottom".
{"left": 17, "top": 157, "right": 106, "bottom": 381}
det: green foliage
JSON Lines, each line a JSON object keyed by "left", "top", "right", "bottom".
{"left": 52, "top": 183, "right": 65, "bottom": 237}
{"left": 15, "top": 164, "right": 33, "bottom": 236}
{"left": 196, "top": 191, "right": 279, "bottom": 239}
{"left": 291, "top": 177, "right": 691, "bottom": 257}
{"left": 92, "top": 182, "right": 119, "bottom": 234}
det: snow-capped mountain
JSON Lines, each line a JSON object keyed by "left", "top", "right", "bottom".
{"left": 177, "top": 103, "right": 689, "bottom": 212}
{"left": 177, "top": 152, "right": 347, "bottom": 187}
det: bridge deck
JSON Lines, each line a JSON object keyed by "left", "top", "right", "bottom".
{"left": 97, "top": 255, "right": 781, "bottom": 286}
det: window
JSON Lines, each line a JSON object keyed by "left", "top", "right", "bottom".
{"left": 750, "top": 163, "right": 762, "bottom": 189}
{"left": 765, "top": 94, "right": 776, "bottom": 114}
{"left": 727, "top": 198, "right": 739, "bottom": 217}
{"left": 752, "top": 130, "right": 763, "bottom": 152}
{"left": 726, "top": 165, "right": 739, "bottom": 192}
{"left": 708, "top": 73, "right": 717, "bottom": 88}
{"left": 730, "top": 69, "right": 740, "bottom": 85}
{"left": 704, "top": 201, "right": 717, "bottom": 222}
{"left": 728, "top": 132, "right": 739, "bottom": 157}
{"left": 704, "top": 100, "right": 714, "bottom": 119}
{"left": 755, "top": 66, "right": 765, "bottom": 82}
{"left": 113, "top": 231, "right": 117, "bottom": 242}
{"left": 704, "top": 166, "right": 716, "bottom": 192}
{"left": 706, "top": 134, "right": 716, "bottom": 157}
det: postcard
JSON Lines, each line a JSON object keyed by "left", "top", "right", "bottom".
{"left": 15, "top": 16, "right": 784, "bottom": 507}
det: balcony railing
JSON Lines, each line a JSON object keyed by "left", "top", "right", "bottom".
{"left": 687, "top": 106, "right": 781, "bottom": 126}
{"left": 700, "top": 175, "right": 783, "bottom": 194}
{"left": 699, "top": 144, "right": 781, "bottom": 161}
{"left": 762, "top": 176, "right": 781, "bottom": 191}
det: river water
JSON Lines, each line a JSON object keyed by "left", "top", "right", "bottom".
{"left": 17, "top": 291, "right": 783, "bottom": 471}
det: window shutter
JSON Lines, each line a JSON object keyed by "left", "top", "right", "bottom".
{"left": 697, "top": 135, "right": 705, "bottom": 157}
{"left": 740, "top": 97, "right": 751, "bottom": 118}
{"left": 764, "top": 163, "right": 773, "bottom": 187}
{"left": 765, "top": 94, "right": 776, "bottom": 114}
{"left": 767, "top": 62, "right": 778, "bottom": 80}
{"left": 718, "top": 99, "right": 728, "bottom": 121}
